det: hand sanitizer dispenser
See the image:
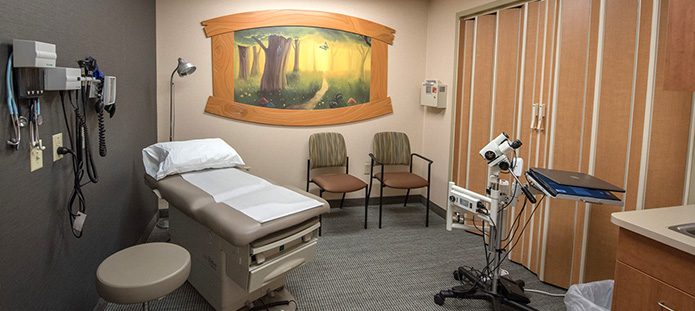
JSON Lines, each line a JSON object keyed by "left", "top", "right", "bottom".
{"left": 421, "top": 79, "right": 447, "bottom": 108}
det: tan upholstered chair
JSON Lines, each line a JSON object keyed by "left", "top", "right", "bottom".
{"left": 368, "top": 132, "right": 433, "bottom": 229}
{"left": 307, "top": 132, "right": 368, "bottom": 233}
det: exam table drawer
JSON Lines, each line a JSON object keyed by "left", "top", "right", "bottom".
{"left": 247, "top": 239, "right": 317, "bottom": 292}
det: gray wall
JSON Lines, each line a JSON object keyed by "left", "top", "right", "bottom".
{"left": 0, "top": 1, "right": 157, "bottom": 310}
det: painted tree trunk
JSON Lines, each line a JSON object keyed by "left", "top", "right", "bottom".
{"left": 250, "top": 45, "right": 260, "bottom": 76}
{"left": 293, "top": 39, "right": 300, "bottom": 72}
{"left": 237, "top": 45, "right": 250, "bottom": 80}
{"left": 256, "top": 35, "right": 292, "bottom": 92}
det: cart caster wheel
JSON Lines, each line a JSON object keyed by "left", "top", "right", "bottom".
{"left": 453, "top": 270, "right": 461, "bottom": 281}
{"left": 434, "top": 294, "right": 445, "bottom": 306}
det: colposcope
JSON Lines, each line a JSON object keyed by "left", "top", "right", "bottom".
{"left": 437, "top": 132, "right": 624, "bottom": 310}
{"left": 437, "top": 133, "right": 539, "bottom": 311}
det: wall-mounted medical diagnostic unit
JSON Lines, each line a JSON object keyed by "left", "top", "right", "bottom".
{"left": 5, "top": 39, "right": 117, "bottom": 238}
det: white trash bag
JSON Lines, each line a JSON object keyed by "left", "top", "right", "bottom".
{"left": 564, "top": 279, "right": 614, "bottom": 311}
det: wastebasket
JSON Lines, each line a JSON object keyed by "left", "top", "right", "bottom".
{"left": 564, "top": 279, "right": 614, "bottom": 311}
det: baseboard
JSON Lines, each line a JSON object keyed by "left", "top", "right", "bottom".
{"left": 326, "top": 194, "right": 445, "bottom": 219}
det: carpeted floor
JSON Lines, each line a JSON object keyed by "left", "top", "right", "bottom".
{"left": 105, "top": 203, "right": 567, "bottom": 311}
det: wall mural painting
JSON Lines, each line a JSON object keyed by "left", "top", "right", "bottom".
{"left": 201, "top": 10, "right": 395, "bottom": 126}
{"left": 234, "top": 27, "right": 371, "bottom": 111}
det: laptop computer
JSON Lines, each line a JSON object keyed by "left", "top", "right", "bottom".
{"left": 526, "top": 168, "right": 624, "bottom": 206}
{"left": 530, "top": 168, "right": 625, "bottom": 192}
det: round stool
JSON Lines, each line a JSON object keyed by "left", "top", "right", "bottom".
{"left": 96, "top": 242, "right": 191, "bottom": 311}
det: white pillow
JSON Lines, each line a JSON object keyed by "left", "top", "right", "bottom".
{"left": 142, "top": 138, "right": 245, "bottom": 180}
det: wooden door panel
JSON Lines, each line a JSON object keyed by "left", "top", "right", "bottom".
{"left": 644, "top": 0, "right": 692, "bottom": 210}
{"left": 494, "top": 7, "right": 522, "bottom": 259}
{"left": 624, "top": 0, "right": 653, "bottom": 212}
{"left": 531, "top": 0, "right": 559, "bottom": 274}
{"left": 543, "top": 0, "right": 593, "bottom": 288}
{"left": 492, "top": 8, "right": 521, "bottom": 138}
{"left": 452, "top": 19, "right": 476, "bottom": 186}
{"left": 584, "top": 0, "right": 641, "bottom": 283}
{"left": 570, "top": 0, "right": 602, "bottom": 285}
{"left": 515, "top": 1, "right": 541, "bottom": 267}
{"left": 467, "top": 14, "right": 497, "bottom": 194}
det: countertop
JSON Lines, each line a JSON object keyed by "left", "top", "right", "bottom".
{"left": 611, "top": 204, "right": 695, "bottom": 256}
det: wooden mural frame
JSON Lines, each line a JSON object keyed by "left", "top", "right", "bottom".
{"left": 201, "top": 10, "right": 395, "bottom": 126}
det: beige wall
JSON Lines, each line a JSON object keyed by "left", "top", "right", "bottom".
{"left": 156, "top": 0, "right": 497, "bottom": 207}
{"left": 422, "top": 0, "right": 499, "bottom": 207}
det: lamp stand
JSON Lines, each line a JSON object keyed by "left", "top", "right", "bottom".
{"left": 169, "top": 69, "right": 177, "bottom": 142}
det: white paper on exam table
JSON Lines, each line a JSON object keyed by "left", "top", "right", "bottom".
{"left": 181, "top": 167, "right": 322, "bottom": 223}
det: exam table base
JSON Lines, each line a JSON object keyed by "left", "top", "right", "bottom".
{"left": 169, "top": 207, "right": 316, "bottom": 311}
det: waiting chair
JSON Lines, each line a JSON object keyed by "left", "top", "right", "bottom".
{"left": 307, "top": 132, "right": 368, "bottom": 233}
{"left": 368, "top": 132, "right": 433, "bottom": 228}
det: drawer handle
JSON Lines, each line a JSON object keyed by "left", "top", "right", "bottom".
{"left": 658, "top": 301, "right": 675, "bottom": 311}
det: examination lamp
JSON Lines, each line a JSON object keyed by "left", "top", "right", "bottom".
{"left": 169, "top": 58, "right": 196, "bottom": 141}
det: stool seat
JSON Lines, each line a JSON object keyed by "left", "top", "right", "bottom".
{"left": 96, "top": 242, "right": 191, "bottom": 305}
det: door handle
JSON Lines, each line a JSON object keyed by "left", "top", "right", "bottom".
{"left": 530, "top": 103, "right": 538, "bottom": 130}
{"left": 536, "top": 103, "right": 545, "bottom": 131}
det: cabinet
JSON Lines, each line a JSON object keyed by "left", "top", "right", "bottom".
{"left": 452, "top": 0, "right": 695, "bottom": 288}
{"left": 612, "top": 228, "right": 695, "bottom": 311}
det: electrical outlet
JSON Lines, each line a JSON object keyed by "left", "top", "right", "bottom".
{"left": 30, "top": 140, "right": 43, "bottom": 172}
{"left": 53, "top": 133, "right": 63, "bottom": 162}
{"left": 364, "top": 162, "right": 371, "bottom": 175}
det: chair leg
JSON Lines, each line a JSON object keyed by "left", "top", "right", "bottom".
{"left": 404, "top": 189, "right": 410, "bottom": 207}
{"left": 379, "top": 184, "right": 384, "bottom": 229}
{"left": 364, "top": 187, "right": 369, "bottom": 229}
{"left": 319, "top": 190, "right": 324, "bottom": 236}
{"left": 142, "top": 301, "right": 150, "bottom": 311}
{"left": 340, "top": 193, "right": 346, "bottom": 209}
{"left": 426, "top": 185, "right": 430, "bottom": 227}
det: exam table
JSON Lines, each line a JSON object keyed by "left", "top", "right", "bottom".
{"left": 144, "top": 171, "right": 329, "bottom": 311}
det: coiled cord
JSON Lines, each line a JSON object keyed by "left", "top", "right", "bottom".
{"left": 80, "top": 86, "right": 98, "bottom": 184}
{"left": 98, "top": 109, "right": 107, "bottom": 157}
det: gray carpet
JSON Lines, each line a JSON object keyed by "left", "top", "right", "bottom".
{"left": 105, "top": 203, "right": 567, "bottom": 310}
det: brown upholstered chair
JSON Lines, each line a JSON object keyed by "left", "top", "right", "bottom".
{"left": 368, "top": 132, "right": 433, "bottom": 228}
{"left": 307, "top": 132, "right": 368, "bottom": 233}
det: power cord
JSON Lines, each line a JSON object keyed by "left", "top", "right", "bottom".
{"left": 59, "top": 89, "right": 99, "bottom": 238}
{"left": 524, "top": 288, "right": 566, "bottom": 297}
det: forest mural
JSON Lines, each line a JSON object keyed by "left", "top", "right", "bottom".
{"left": 202, "top": 10, "right": 394, "bottom": 126}
{"left": 233, "top": 26, "right": 371, "bottom": 110}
